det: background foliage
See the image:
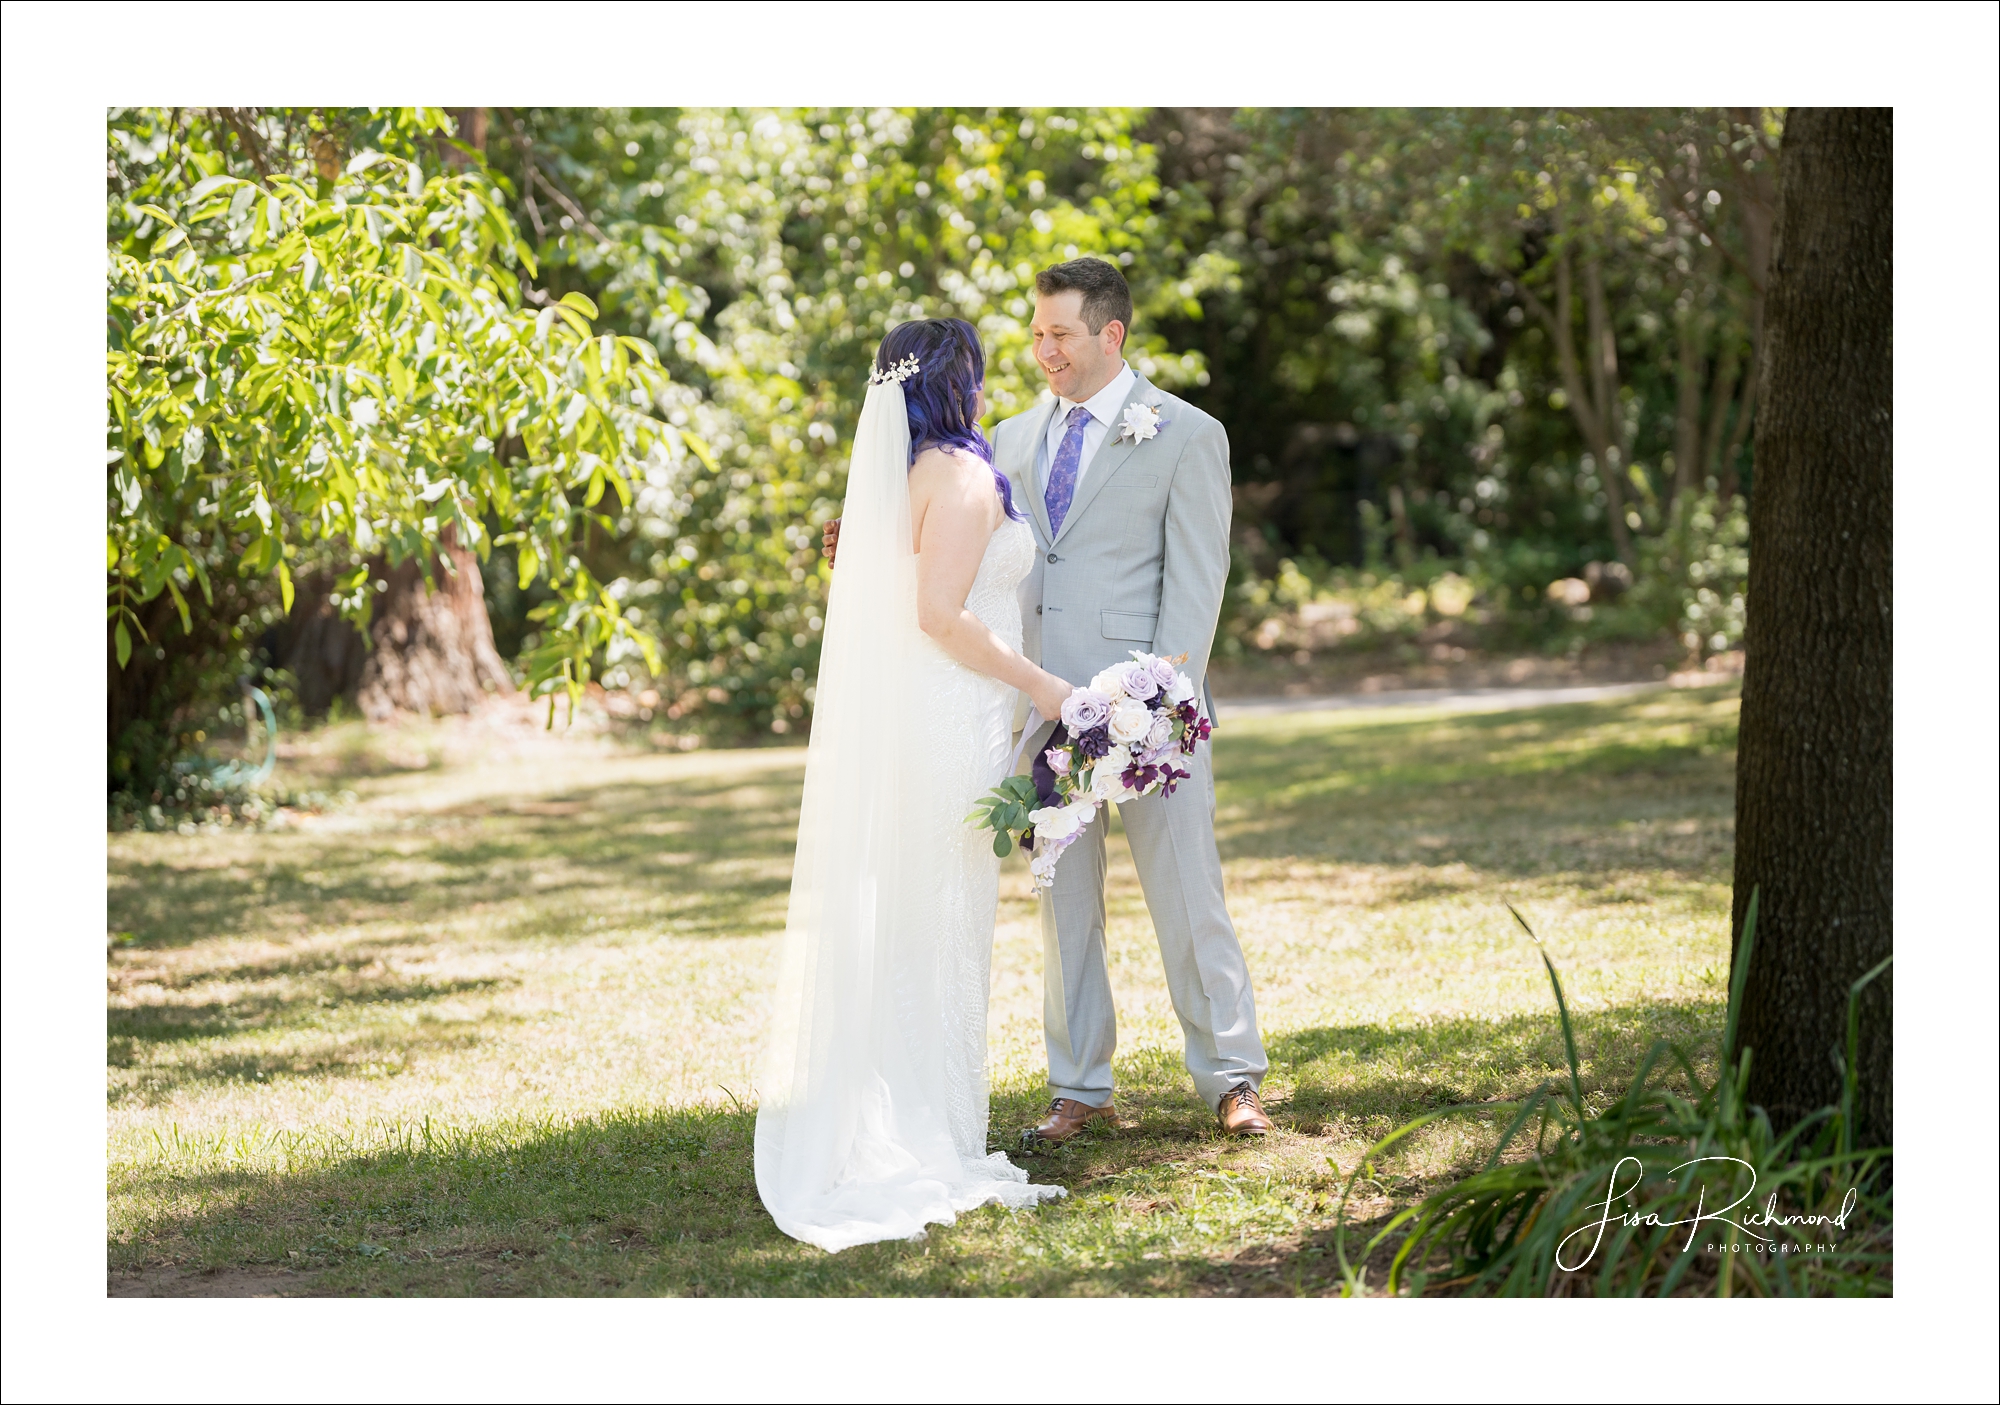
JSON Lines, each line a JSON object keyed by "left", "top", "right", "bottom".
{"left": 110, "top": 107, "right": 1774, "bottom": 780}
{"left": 106, "top": 107, "right": 697, "bottom": 805}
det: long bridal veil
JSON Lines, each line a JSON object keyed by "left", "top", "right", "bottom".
{"left": 754, "top": 379, "right": 1059, "bottom": 1251}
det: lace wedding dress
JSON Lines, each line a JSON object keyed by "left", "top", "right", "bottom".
{"left": 754, "top": 378, "right": 1064, "bottom": 1252}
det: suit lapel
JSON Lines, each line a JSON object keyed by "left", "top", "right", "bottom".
{"left": 1051, "top": 372, "right": 1160, "bottom": 547}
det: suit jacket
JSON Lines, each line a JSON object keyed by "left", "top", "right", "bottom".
{"left": 994, "top": 370, "right": 1231, "bottom": 723}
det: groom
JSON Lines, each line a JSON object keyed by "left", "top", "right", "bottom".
{"left": 997, "top": 258, "right": 1270, "bottom": 1142}
{"left": 823, "top": 258, "right": 1271, "bottom": 1140}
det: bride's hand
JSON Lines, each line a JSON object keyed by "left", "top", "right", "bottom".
{"left": 1029, "top": 674, "right": 1074, "bottom": 724}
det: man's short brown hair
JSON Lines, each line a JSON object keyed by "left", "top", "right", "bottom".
{"left": 1034, "top": 257, "right": 1134, "bottom": 337}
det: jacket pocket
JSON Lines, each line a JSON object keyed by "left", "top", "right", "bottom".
{"left": 1101, "top": 610, "right": 1158, "bottom": 641}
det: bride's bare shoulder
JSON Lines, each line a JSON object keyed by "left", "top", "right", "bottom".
{"left": 909, "top": 445, "right": 992, "bottom": 495}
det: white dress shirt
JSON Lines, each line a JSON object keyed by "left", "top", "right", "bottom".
{"left": 1038, "top": 361, "right": 1137, "bottom": 494}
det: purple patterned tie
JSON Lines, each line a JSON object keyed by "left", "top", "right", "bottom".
{"left": 1044, "top": 404, "right": 1092, "bottom": 536}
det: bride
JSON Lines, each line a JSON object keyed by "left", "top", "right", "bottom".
{"left": 754, "top": 318, "right": 1074, "bottom": 1251}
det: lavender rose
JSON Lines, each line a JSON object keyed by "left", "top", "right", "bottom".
{"left": 1115, "top": 661, "right": 1160, "bottom": 701}
{"left": 1147, "top": 656, "right": 1178, "bottom": 689}
{"left": 1060, "top": 688, "right": 1112, "bottom": 732}
{"left": 1045, "top": 746, "right": 1071, "bottom": 776}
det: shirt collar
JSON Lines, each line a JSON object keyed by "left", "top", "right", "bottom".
{"left": 1059, "top": 362, "right": 1137, "bottom": 426}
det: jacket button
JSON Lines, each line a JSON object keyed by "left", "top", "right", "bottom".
{"left": 1046, "top": 552, "right": 1058, "bottom": 564}
{"left": 1036, "top": 605, "right": 1043, "bottom": 615}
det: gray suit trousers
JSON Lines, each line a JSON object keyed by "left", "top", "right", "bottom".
{"left": 1036, "top": 735, "right": 1267, "bottom": 1112}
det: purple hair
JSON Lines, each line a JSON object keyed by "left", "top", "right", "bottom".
{"left": 874, "top": 318, "right": 1025, "bottom": 522}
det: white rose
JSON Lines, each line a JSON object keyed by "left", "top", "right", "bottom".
{"left": 1090, "top": 665, "right": 1128, "bottom": 701}
{"left": 1108, "top": 698, "right": 1152, "bottom": 744}
{"left": 1165, "top": 672, "right": 1197, "bottom": 705}
{"left": 1146, "top": 713, "right": 1173, "bottom": 751}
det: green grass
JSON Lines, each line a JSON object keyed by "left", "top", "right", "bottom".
{"left": 108, "top": 685, "right": 1743, "bottom": 1296}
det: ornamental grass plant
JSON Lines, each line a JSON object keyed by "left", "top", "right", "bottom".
{"left": 1335, "top": 893, "right": 1892, "bottom": 1297}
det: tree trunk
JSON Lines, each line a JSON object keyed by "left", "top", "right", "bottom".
{"left": 277, "top": 529, "right": 513, "bottom": 721}
{"left": 1730, "top": 108, "right": 1892, "bottom": 1145}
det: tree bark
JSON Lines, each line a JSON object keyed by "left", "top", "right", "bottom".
{"left": 276, "top": 528, "right": 513, "bottom": 721}
{"left": 1730, "top": 108, "right": 1892, "bottom": 1145}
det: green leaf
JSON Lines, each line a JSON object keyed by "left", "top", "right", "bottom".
{"left": 165, "top": 578, "right": 192, "bottom": 633}
{"left": 107, "top": 537, "right": 120, "bottom": 570}
{"left": 992, "top": 831, "right": 1014, "bottom": 858}
{"left": 559, "top": 291, "right": 599, "bottom": 319}
{"left": 190, "top": 173, "right": 238, "bottom": 199}
{"left": 152, "top": 227, "right": 187, "bottom": 255}
{"left": 115, "top": 620, "right": 132, "bottom": 668}
{"left": 555, "top": 306, "right": 592, "bottom": 338}
{"left": 278, "top": 560, "right": 295, "bottom": 614}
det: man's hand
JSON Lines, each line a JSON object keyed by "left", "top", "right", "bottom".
{"left": 821, "top": 517, "right": 841, "bottom": 566}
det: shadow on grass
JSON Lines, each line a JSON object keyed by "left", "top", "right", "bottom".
{"left": 1211, "top": 690, "right": 1739, "bottom": 877}
{"left": 114, "top": 996, "right": 1722, "bottom": 1297}
{"left": 109, "top": 767, "right": 808, "bottom": 951}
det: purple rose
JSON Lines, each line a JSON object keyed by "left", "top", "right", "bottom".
{"left": 1060, "top": 688, "right": 1112, "bottom": 732}
{"left": 1045, "top": 746, "right": 1071, "bottom": 775}
{"left": 1147, "top": 656, "right": 1178, "bottom": 689}
{"left": 1115, "top": 661, "right": 1159, "bottom": 701}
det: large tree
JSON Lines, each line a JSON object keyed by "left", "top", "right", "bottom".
{"left": 1729, "top": 108, "right": 1892, "bottom": 1143}
{"left": 107, "top": 108, "right": 687, "bottom": 795}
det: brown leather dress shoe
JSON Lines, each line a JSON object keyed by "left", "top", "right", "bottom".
{"left": 1021, "top": 1097, "right": 1115, "bottom": 1148}
{"left": 1217, "top": 1083, "right": 1273, "bottom": 1136}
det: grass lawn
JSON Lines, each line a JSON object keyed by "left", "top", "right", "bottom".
{"left": 107, "top": 684, "right": 1742, "bottom": 1296}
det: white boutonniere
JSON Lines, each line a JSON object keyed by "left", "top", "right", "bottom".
{"left": 1116, "top": 401, "right": 1167, "bottom": 444}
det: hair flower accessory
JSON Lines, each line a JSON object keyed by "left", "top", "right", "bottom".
{"left": 868, "top": 354, "right": 921, "bottom": 387}
{"left": 1116, "top": 401, "right": 1166, "bottom": 444}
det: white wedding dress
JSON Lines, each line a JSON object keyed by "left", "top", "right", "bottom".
{"left": 754, "top": 378, "right": 1064, "bottom": 1252}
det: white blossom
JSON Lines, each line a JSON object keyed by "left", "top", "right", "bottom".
{"left": 1108, "top": 698, "right": 1152, "bottom": 744}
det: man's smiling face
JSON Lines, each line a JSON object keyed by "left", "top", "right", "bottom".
{"left": 1031, "top": 289, "right": 1123, "bottom": 403}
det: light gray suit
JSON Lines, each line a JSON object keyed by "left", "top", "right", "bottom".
{"left": 994, "top": 370, "right": 1267, "bottom": 1112}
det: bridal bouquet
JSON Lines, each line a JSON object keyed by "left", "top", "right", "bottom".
{"left": 969, "top": 651, "right": 1213, "bottom": 889}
